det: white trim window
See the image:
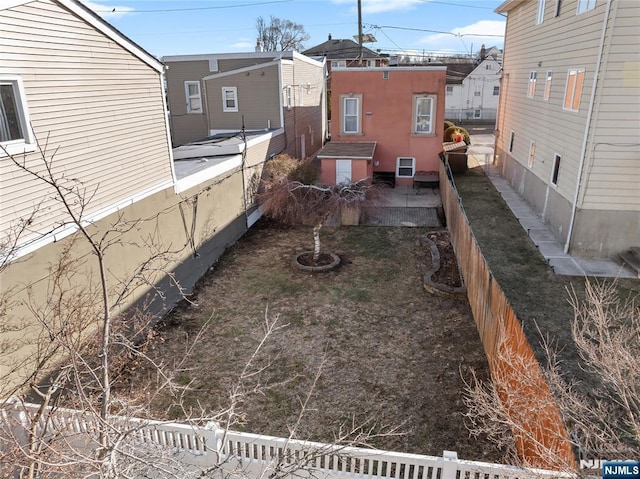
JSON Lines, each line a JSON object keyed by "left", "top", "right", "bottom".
{"left": 184, "top": 81, "right": 202, "bottom": 114}
{"left": 474, "top": 109, "right": 482, "bottom": 119}
{"left": 563, "top": 68, "right": 585, "bottom": 112}
{"left": 342, "top": 96, "right": 360, "bottom": 134}
{"left": 0, "top": 76, "right": 35, "bottom": 157}
{"left": 331, "top": 60, "right": 347, "bottom": 68}
{"left": 493, "top": 86, "right": 500, "bottom": 96}
{"left": 536, "top": 0, "right": 546, "bottom": 24}
{"left": 396, "top": 157, "right": 415, "bottom": 178}
{"left": 551, "top": 153, "right": 561, "bottom": 186}
{"left": 577, "top": 0, "right": 596, "bottom": 14}
{"left": 543, "top": 71, "right": 553, "bottom": 101}
{"left": 527, "top": 71, "right": 537, "bottom": 98}
{"left": 222, "top": 86, "right": 238, "bottom": 112}
{"left": 528, "top": 141, "right": 536, "bottom": 168}
{"left": 446, "top": 85, "right": 453, "bottom": 95}
{"left": 413, "top": 94, "right": 435, "bottom": 134}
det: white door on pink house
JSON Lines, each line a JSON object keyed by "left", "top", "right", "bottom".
{"left": 335, "top": 159, "right": 352, "bottom": 184}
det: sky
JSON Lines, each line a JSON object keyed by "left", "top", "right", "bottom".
{"left": 85, "top": 0, "right": 506, "bottom": 59}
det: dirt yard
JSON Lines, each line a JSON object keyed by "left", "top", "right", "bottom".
{"left": 120, "top": 221, "right": 502, "bottom": 461}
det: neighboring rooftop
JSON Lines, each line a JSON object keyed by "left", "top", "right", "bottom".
{"left": 172, "top": 130, "right": 279, "bottom": 192}
{"left": 442, "top": 63, "right": 476, "bottom": 84}
{"left": 303, "top": 34, "right": 385, "bottom": 60}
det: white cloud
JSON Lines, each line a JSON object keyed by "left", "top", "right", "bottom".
{"left": 331, "top": 0, "right": 423, "bottom": 14}
{"left": 82, "top": 0, "right": 134, "bottom": 19}
{"left": 418, "top": 20, "right": 505, "bottom": 49}
{"left": 230, "top": 41, "right": 255, "bottom": 51}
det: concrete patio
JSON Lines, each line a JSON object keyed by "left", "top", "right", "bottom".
{"left": 362, "top": 184, "right": 442, "bottom": 227}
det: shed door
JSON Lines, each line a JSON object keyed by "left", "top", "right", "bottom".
{"left": 336, "top": 159, "right": 352, "bottom": 184}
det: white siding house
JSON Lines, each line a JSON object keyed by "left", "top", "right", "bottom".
{"left": 495, "top": 0, "right": 640, "bottom": 258}
{"left": 445, "top": 58, "right": 502, "bottom": 122}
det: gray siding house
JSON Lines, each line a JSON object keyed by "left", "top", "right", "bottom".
{"left": 163, "top": 51, "right": 327, "bottom": 160}
{"left": 495, "top": 0, "right": 640, "bottom": 258}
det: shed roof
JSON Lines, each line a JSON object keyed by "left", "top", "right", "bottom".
{"left": 316, "top": 142, "right": 377, "bottom": 160}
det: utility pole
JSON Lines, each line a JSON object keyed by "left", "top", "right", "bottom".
{"left": 357, "top": 0, "right": 363, "bottom": 66}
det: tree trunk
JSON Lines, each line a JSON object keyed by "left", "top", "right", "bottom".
{"left": 313, "top": 223, "right": 322, "bottom": 263}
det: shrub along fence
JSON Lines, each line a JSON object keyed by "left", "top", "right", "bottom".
{"left": 438, "top": 160, "right": 574, "bottom": 469}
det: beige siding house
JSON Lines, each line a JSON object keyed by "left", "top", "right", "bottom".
{"left": 1, "top": 0, "right": 174, "bottom": 253}
{"left": 163, "top": 51, "right": 327, "bottom": 160}
{"left": 0, "top": 0, "right": 279, "bottom": 390}
{"left": 495, "top": 0, "right": 640, "bottom": 258}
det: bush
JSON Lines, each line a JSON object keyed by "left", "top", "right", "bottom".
{"left": 444, "top": 120, "right": 456, "bottom": 132}
{"left": 444, "top": 125, "right": 470, "bottom": 145}
{"left": 265, "top": 154, "right": 317, "bottom": 184}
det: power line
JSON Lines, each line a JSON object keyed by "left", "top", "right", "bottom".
{"left": 418, "top": 0, "right": 497, "bottom": 10}
{"left": 94, "top": 0, "right": 293, "bottom": 14}
{"left": 366, "top": 23, "right": 504, "bottom": 38}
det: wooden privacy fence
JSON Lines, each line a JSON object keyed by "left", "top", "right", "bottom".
{"left": 438, "top": 161, "right": 574, "bottom": 469}
{"left": 1, "top": 400, "right": 573, "bottom": 479}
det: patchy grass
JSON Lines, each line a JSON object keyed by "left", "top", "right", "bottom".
{"left": 453, "top": 165, "right": 640, "bottom": 378}
{"left": 121, "top": 222, "right": 502, "bottom": 461}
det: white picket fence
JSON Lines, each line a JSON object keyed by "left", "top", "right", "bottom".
{"left": 1, "top": 401, "right": 574, "bottom": 479}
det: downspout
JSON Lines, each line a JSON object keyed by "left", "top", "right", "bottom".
{"left": 240, "top": 117, "right": 249, "bottom": 226}
{"left": 160, "top": 65, "right": 178, "bottom": 188}
{"left": 493, "top": 8, "right": 507, "bottom": 164}
{"left": 563, "top": 0, "right": 613, "bottom": 254}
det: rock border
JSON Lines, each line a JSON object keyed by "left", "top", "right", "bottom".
{"left": 292, "top": 251, "right": 341, "bottom": 273}
{"left": 422, "top": 235, "right": 467, "bottom": 297}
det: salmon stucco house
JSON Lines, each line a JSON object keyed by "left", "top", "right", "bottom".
{"left": 318, "top": 67, "right": 446, "bottom": 186}
{"left": 495, "top": 0, "right": 640, "bottom": 259}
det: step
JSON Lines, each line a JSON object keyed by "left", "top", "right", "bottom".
{"left": 619, "top": 250, "right": 640, "bottom": 278}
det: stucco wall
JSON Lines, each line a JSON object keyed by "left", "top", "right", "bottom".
{"left": 330, "top": 68, "right": 446, "bottom": 179}
{"left": 320, "top": 158, "right": 371, "bottom": 185}
{"left": 1, "top": 168, "right": 250, "bottom": 393}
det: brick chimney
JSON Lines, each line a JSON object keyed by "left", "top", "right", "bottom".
{"left": 328, "top": 33, "right": 332, "bottom": 41}
{"left": 256, "top": 39, "right": 263, "bottom": 52}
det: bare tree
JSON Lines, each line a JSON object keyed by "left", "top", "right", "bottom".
{"left": 0, "top": 143, "right": 394, "bottom": 478}
{"left": 0, "top": 137, "right": 199, "bottom": 477}
{"left": 256, "top": 15, "right": 310, "bottom": 52}
{"left": 463, "top": 279, "right": 639, "bottom": 472}
{"left": 258, "top": 154, "right": 376, "bottom": 263}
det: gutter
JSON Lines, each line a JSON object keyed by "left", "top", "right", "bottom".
{"left": 563, "top": 0, "right": 613, "bottom": 254}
